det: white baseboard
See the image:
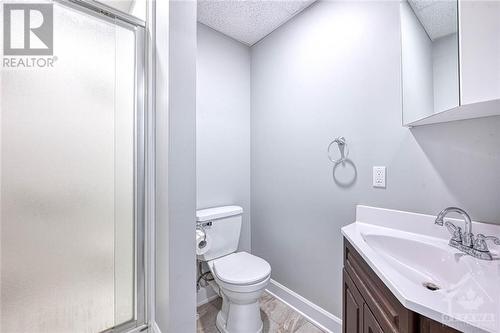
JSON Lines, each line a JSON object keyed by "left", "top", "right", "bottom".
{"left": 265, "top": 279, "right": 342, "bottom": 333}
{"left": 197, "top": 293, "right": 220, "bottom": 307}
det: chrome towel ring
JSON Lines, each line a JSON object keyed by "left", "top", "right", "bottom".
{"left": 327, "top": 136, "right": 349, "bottom": 164}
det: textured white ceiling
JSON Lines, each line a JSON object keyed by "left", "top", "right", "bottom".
{"left": 197, "top": 0, "right": 317, "bottom": 46}
{"left": 408, "top": 0, "right": 457, "bottom": 40}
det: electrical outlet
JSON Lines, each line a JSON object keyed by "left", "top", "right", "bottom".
{"left": 373, "top": 166, "right": 386, "bottom": 188}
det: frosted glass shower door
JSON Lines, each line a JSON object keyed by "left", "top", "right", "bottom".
{"left": 0, "top": 2, "right": 144, "bottom": 333}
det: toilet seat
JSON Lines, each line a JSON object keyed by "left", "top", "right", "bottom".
{"left": 206, "top": 251, "right": 271, "bottom": 332}
{"left": 208, "top": 252, "right": 271, "bottom": 286}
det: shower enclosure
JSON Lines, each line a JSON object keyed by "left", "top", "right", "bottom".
{"left": 1, "top": 1, "right": 147, "bottom": 332}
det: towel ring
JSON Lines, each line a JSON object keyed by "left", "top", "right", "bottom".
{"left": 327, "top": 136, "right": 349, "bottom": 164}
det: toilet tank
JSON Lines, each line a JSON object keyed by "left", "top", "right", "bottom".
{"left": 196, "top": 205, "right": 243, "bottom": 261}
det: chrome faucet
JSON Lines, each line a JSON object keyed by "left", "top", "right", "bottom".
{"left": 435, "top": 207, "right": 499, "bottom": 260}
{"left": 435, "top": 207, "right": 473, "bottom": 247}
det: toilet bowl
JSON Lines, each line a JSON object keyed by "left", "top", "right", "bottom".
{"left": 208, "top": 252, "right": 271, "bottom": 333}
{"left": 196, "top": 206, "right": 272, "bottom": 333}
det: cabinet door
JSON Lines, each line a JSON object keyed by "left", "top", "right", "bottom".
{"left": 419, "top": 317, "right": 460, "bottom": 333}
{"left": 344, "top": 269, "right": 364, "bottom": 333}
{"left": 364, "top": 303, "right": 384, "bottom": 333}
{"left": 460, "top": 0, "right": 500, "bottom": 104}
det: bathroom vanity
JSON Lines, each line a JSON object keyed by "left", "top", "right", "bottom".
{"left": 342, "top": 206, "right": 500, "bottom": 333}
{"left": 343, "top": 239, "right": 457, "bottom": 333}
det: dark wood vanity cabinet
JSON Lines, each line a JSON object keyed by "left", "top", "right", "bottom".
{"left": 343, "top": 239, "right": 460, "bottom": 333}
{"left": 364, "top": 304, "right": 384, "bottom": 333}
{"left": 344, "top": 269, "right": 364, "bottom": 333}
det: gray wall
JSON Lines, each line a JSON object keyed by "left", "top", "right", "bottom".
{"left": 432, "top": 33, "right": 459, "bottom": 112}
{"left": 250, "top": 0, "right": 500, "bottom": 320}
{"left": 156, "top": 1, "right": 197, "bottom": 332}
{"left": 196, "top": 23, "right": 251, "bottom": 304}
{"left": 401, "top": 1, "right": 434, "bottom": 123}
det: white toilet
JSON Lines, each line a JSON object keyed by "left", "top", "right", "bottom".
{"left": 197, "top": 206, "right": 271, "bottom": 333}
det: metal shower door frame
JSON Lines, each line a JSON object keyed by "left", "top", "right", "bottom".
{"left": 55, "top": 1, "right": 149, "bottom": 332}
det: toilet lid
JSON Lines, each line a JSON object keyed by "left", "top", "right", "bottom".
{"left": 210, "top": 252, "right": 271, "bottom": 285}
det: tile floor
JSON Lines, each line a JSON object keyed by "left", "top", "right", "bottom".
{"left": 197, "top": 291, "right": 325, "bottom": 333}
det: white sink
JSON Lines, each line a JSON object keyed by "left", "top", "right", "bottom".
{"left": 342, "top": 205, "right": 500, "bottom": 333}
{"left": 361, "top": 233, "right": 470, "bottom": 291}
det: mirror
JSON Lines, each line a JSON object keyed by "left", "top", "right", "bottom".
{"left": 401, "top": 0, "right": 459, "bottom": 125}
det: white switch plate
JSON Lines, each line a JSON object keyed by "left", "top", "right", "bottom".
{"left": 373, "top": 166, "right": 386, "bottom": 188}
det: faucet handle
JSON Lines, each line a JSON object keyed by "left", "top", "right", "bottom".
{"left": 445, "top": 221, "right": 462, "bottom": 243}
{"left": 474, "top": 234, "right": 500, "bottom": 252}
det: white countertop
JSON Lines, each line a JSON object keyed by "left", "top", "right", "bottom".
{"left": 342, "top": 205, "right": 500, "bottom": 333}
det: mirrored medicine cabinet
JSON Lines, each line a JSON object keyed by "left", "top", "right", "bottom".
{"left": 400, "top": 0, "right": 500, "bottom": 127}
